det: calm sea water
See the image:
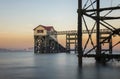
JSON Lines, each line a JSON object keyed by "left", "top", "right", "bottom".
{"left": 0, "top": 52, "right": 120, "bottom": 79}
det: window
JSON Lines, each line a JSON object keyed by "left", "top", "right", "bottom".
{"left": 37, "top": 30, "right": 44, "bottom": 33}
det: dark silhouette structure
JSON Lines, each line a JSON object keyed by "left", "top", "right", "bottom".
{"left": 34, "top": 25, "right": 66, "bottom": 53}
{"left": 33, "top": 0, "right": 120, "bottom": 66}
{"left": 77, "top": 0, "right": 120, "bottom": 65}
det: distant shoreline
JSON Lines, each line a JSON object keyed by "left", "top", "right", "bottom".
{"left": 0, "top": 48, "right": 33, "bottom": 52}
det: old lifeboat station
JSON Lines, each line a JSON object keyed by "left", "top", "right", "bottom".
{"left": 33, "top": 25, "right": 66, "bottom": 53}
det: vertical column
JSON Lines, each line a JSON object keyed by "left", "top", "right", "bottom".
{"left": 66, "top": 34, "right": 68, "bottom": 52}
{"left": 56, "top": 34, "right": 59, "bottom": 53}
{"left": 44, "top": 35, "right": 48, "bottom": 53}
{"left": 96, "top": 0, "right": 101, "bottom": 62}
{"left": 78, "top": 0, "right": 83, "bottom": 66}
{"left": 34, "top": 36, "right": 37, "bottom": 53}
{"left": 66, "top": 34, "right": 70, "bottom": 53}
{"left": 109, "top": 35, "right": 112, "bottom": 54}
{"left": 75, "top": 33, "right": 77, "bottom": 53}
{"left": 68, "top": 34, "right": 70, "bottom": 53}
{"left": 46, "top": 35, "right": 50, "bottom": 53}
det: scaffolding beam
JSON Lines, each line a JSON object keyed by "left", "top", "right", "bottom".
{"left": 78, "top": 0, "right": 83, "bottom": 66}
{"left": 77, "top": 0, "right": 120, "bottom": 65}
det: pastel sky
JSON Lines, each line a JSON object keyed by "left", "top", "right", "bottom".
{"left": 0, "top": 0, "right": 78, "bottom": 49}
{"left": 0, "top": 0, "right": 119, "bottom": 50}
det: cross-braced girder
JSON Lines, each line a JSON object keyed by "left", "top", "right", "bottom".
{"left": 77, "top": 0, "right": 120, "bottom": 64}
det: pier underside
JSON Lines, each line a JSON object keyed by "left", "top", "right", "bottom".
{"left": 34, "top": 35, "right": 66, "bottom": 54}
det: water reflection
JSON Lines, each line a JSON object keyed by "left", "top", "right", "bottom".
{"left": 77, "top": 62, "right": 120, "bottom": 79}
{"left": 33, "top": 53, "right": 79, "bottom": 79}
{"left": 0, "top": 52, "right": 120, "bottom": 79}
{"left": 33, "top": 53, "right": 120, "bottom": 79}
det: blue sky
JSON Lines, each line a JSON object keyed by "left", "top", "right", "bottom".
{"left": 0, "top": 0, "right": 77, "bottom": 32}
{"left": 0, "top": 0, "right": 119, "bottom": 32}
{"left": 0, "top": 0, "right": 78, "bottom": 49}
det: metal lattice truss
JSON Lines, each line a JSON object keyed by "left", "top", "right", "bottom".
{"left": 78, "top": 0, "right": 120, "bottom": 56}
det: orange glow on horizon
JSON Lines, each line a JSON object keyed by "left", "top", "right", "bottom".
{"left": 0, "top": 32, "right": 34, "bottom": 49}
{"left": 0, "top": 31, "right": 119, "bottom": 51}
{"left": 57, "top": 34, "right": 120, "bottom": 51}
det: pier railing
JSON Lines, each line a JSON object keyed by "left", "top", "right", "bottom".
{"left": 49, "top": 28, "right": 114, "bottom": 35}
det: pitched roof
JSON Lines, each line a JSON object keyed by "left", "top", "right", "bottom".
{"left": 33, "top": 25, "right": 55, "bottom": 31}
{"left": 43, "top": 26, "right": 54, "bottom": 31}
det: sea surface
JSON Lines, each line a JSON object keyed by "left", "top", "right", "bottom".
{"left": 0, "top": 52, "right": 120, "bottom": 79}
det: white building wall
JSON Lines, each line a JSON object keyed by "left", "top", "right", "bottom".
{"left": 34, "top": 25, "right": 57, "bottom": 41}
{"left": 34, "top": 26, "right": 47, "bottom": 36}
